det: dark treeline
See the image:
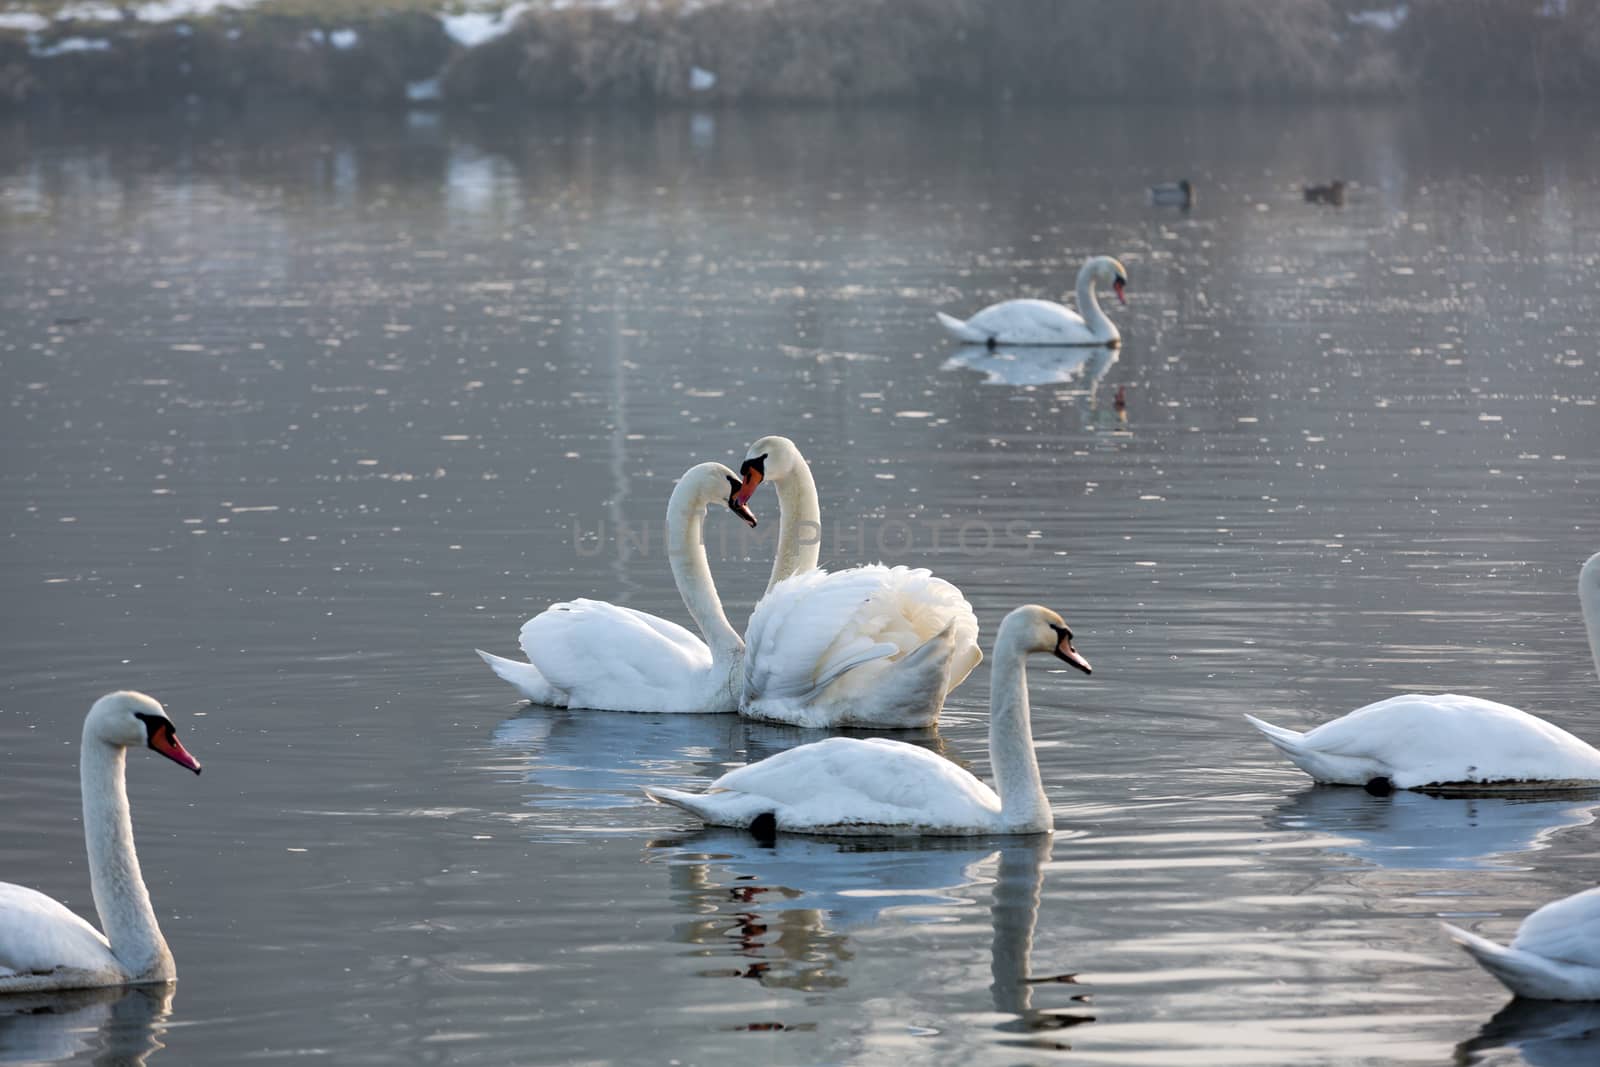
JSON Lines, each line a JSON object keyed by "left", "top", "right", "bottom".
{"left": 3, "top": 0, "right": 1600, "bottom": 111}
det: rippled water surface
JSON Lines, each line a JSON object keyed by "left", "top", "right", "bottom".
{"left": 3, "top": 104, "right": 1600, "bottom": 1065}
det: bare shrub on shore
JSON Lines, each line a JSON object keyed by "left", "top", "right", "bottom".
{"left": 6, "top": 0, "right": 1600, "bottom": 110}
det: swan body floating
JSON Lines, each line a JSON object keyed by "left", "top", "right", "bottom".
{"left": 729, "top": 436, "right": 981, "bottom": 728}
{"left": 1149, "top": 179, "right": 1194, "bottom": 208}
{"left": 1247, "top": 551, "right": 1600, "bottom": 793}
{"left": 0, "top": 692, "right": 201, "bottom": 994}
{"left": 478, "top": 463, "right": 746, "bottom": 713}
{"left": 644, "top": 604, "right": 1091, "bottom": 836}
{"left": 937, "top": 255, "right": 1127, "bottom": 348}
{"left": 1445, "top": 888, "right": 1600, "bottom": 1000}
{"left": 1304, "top": 180, "right": 1347, "bottom": 206}
{"left": 943, "top": 344, "right": 1117, "bottom": 390}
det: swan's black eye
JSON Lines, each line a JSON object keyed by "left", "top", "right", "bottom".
{"left": 133, "top": 711, "right": 170, "bottom": 742}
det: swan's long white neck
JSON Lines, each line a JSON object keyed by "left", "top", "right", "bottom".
{"left": 988, "top": 637, "right": 1051, "bottom": 832}
{"left": 765, "top": 442, "right": 822, "bottom": 591}
{"left": 1580, "top": 555, "right": 1600, "bottom": 684}
{"left": 666, "top": 475, "right": 743, "bottom": 663}
{"left": 80, "top": 732, "right": 172, "bottom": 981}
{"left": 1074, "top": 261, "right": 1113, "bottom": 342}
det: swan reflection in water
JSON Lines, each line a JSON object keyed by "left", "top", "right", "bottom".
{"left": 0, "top": 983, "right": 171, "bottom": 1066}
{"left": 1456, "top": 998, "right": 1600, "bottom": 1067}
{"left": 646, "top": 832, "right": 1090, "bottom": 1042}
{"left": 1269, "top": 787, "right": 1600, "bottom": 870}
{"left": 489, "top": 709, "right": 945, "bottom": 822}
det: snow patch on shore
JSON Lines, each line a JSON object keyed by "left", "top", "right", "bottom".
{"left": 441, "top": 3, "right": 529, "bottom": 48}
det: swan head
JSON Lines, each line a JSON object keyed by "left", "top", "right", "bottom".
{"left": 1581, "top": 551, "right": 1600, "bottom": 610}
{"left": 1001, "top": 605, "right": 1092, "bottom": 675}
{"left": 87, "top": 691, "right": 202, "bottom": 773}
{"left": 1083, "top": 256, "right": 1128, "bottom": 306}
{"left": 674, "top": 462, "right": 749, "bottom": 526}
{"left": 728, "top": 435, "right": 801, "bottom": 524}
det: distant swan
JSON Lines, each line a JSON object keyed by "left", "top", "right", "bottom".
{"left": 1446, "top": 888, "right": 1600, "bottom": 1000}
{"left": 1149, "top": 179, "right": 1194, "bottom": 208}
{"left": 0, "top": 692, "right": 201, "bottom": 994}
{"left": 643, "top": 604, "right": 1092, "bottom": 836}
{"left": 937, "top": 255, "right": 1127, "bottom": 347}
{"left": 1246, "top": 550, "right": 1600, "bottom": 793}
{"left": 729, "top": 435, "right": 981, "bottom": 729}
{"left": 477, "top": 463, "right": 746, "bottom": 713}
{"left": 1304, "top": 180, "right": 1346, "bottom": 206}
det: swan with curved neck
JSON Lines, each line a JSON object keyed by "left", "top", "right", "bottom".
{"left": 477, "top": 462, "right": 745, "bottom": 714}
{"left": 937, "top": 255, "right": 1128, "bottom": 347}
{"left": 643, "top": 605, "right": 1091, "bottom": 835}
{"left": 1247, "top": 550, "right": 1600, "bottom": 792}
{"left": 0, "top": 691, "right": 201, "bottom": 994}
{"left": 728, "top": 435, "right": 981, "bottom": 729}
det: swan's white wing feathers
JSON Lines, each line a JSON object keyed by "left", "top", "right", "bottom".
{"left": 0, "top": 884, "right": 116, "bottom": 980}
{"left": 706, "top": 737, "right": 1001, "bottom": 829}
{"left": 1289, "top": 694, "right": 1600, "bottom": 788}
{"left": 744, "top": 568, "right": 899, "bottom": 699}
{"left": 961, "top": 299, "right": 1094, "bottom": 345}
{"left": 1512, "top": 888, "right": 1600, "bottom": 966}
{"left": 745, "top": 565, "right": 980, "bottom": 702}
{"left": 515, "top": 599, "right": 715, "bottom": 712}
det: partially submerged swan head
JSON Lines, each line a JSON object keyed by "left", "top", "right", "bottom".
{"left": 1002, "top": 605, "right": 1092, "bottom": 675}
{"left": 87, "top": 691, "right": 201, "bottom": 773}
{"left": 727, "top": 435, "right": 801, "bottom": 526}
{"left": 1081, "top": 255, "right": 1128, "bottom": 306}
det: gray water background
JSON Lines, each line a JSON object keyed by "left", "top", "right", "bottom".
{"left": 2, "top": 102, "right": 1600, "bottom": 1065}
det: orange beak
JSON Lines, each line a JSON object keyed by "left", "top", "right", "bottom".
{"left": 1053, "top": 635, "right": 1092, "bottom": 675}
{"left": 726, "top": 475, "right": 758, "bottom": 528}
{"left": 726, "top": 455, "right": 766, "bottom": 528}
{"left": 149, "top": 721, "right": 202, "bottom": 774}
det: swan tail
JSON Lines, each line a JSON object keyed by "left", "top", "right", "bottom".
{"left": 643, "top": 786, "right": 770, "bottom": 829}
{"left": 937, "top": 311, "right": 987, "bottom": 343}
{"left": 1243, "top": 714, "right": 1308, "bottom": 753}
{"left": 1243, "top": 713, "right": 1376, "bottom": 784}
{"left": 1443, "top": 924, "right": 1582, "bottom": 1000}
{"left": 476, "top": 649, "right": 567, "bottom": 706}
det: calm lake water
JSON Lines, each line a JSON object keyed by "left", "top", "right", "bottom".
{"left": 2, "top": 102, "right": 1600, "bottom": 1066}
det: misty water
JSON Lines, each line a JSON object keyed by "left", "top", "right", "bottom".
{"left": 2, "top": 103, "right": 1600, "bottom": 1065}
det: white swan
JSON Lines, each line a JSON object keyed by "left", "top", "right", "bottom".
{"left": 477, "top": 462, "right": 746, "bottom": 714}
{"left": 1445, "top": 888, "right": 1600, "bottom": 1000}
{"left": 1246, "top": 550, "right": 1600, "bottom": 792}
{"left": 1148, "top": 179, "right": 1194, "bottom": 208}
{"left": 937, "top": 255, "right": 1127, "bottom": 347}
{"left": 0, "top": 692, "right": 201, "bottom": 994}
{"left": 728, "top": 435, "right": 981, "bottom": 728}
{"left": 642, "top": 604, "right": 1092, "bottom": 836}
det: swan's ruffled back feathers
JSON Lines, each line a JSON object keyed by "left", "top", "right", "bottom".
{"left": 517, "top": 599, "right": 714, "bottom": 708}
{"left": 742, "top": 565, "right": 980, "bottom": 703}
